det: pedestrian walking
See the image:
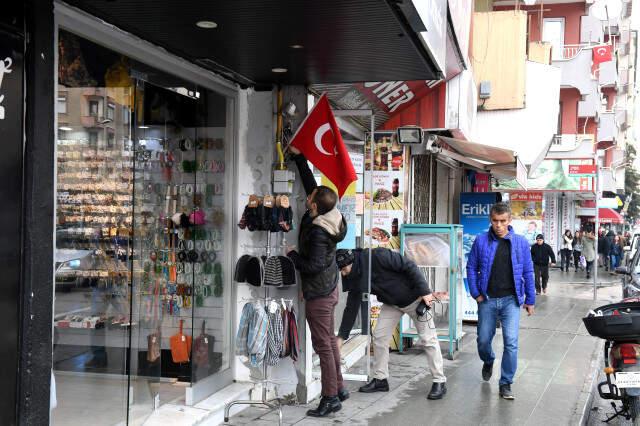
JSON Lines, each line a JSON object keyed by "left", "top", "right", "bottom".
{"left": 466, "top": 202, "right": 535, "bottom": 400}
{"left": 572, "top": 231, "right": 584, "bottom": 272}
{"left": 287, "top": 146, "right": 348, "bottom": 417}
{"left": 560, "top": 230, "right": 573, "bottom": 272}
{"left": 610, "top": 235, "right": 623, "bottom": 270}
{"left": 336, "top": 248, "right": 447, "bottom": 400}
{"left": 583, "top": 227, "right": 597, "bottom": 279}
{"left": 530, "top": 234, "right": 556, "bottom": 295}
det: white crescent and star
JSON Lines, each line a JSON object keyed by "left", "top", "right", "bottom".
{"left": 314, "top": 123, "right": 338, "bottom": 156}
{"left": 596, "top": 47, "right": 607, "bottom": 55}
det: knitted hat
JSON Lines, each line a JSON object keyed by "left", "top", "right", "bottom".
{"left": 264, "top": 256, "right": 283, "bottom": 286}
{"left": 536, "top": 234, "right": 544, "bottom": 240}
{"left": 336, "top": 249, "right": 356, "bottom": 269}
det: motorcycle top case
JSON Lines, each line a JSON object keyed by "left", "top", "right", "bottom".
{"left": 583, "top": 302, "right": 640, "bottom": 340}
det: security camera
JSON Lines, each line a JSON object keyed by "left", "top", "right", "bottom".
{"left": 425, "top": 134, "right": 441, "bottom": 154}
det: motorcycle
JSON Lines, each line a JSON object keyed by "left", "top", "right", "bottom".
{"left": 584, "top": 300, "right": 640, "bottom": 424}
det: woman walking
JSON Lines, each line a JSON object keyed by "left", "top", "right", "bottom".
{"left": 610, "top": 235, "right": 623, "bottom": 270}
{"left": 572, "top": 231, "right": 583, "bottom": 272}
{"left": 561, "top": 230, "right": 573, "bottom": 272}
{"left": 583, "top": 227, "right": 597, "bottom": 279}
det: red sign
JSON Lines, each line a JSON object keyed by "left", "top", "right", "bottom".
{"left": 290, "top": 94, "right": 357, "bottom": 198}
{"left": 510, "top": 191, "right": 543, "bottom": 202}
{"left": 473, "top": 173, "right": 489, "bottom": 192}
{"left": 356, "top": 80, "right": 441, "bottom": 115}
{"left": 568, "top": 164, "right": 596, "bottom": 176}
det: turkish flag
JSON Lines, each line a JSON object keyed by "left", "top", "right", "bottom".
{"left": 593, "top": 45, "right": 612, "bottom": 64}
{"left": 290, "top": 93, "right": 357, "bottom": 198}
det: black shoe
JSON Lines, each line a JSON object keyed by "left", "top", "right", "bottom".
{"left": 306, "top": 396, "right": 342, "bottom": 417}
{"left": 482, "top": 362, "right": 493, "bottom": 381}
{"left": 499, "top": 384, "right": 514, "bottom": 400}
{"left": 586, "top": 274, "right": 591, "bottom": 279}
{"left": 337, "top": 388, "right": 349, "bottom": 402}
{"left": 359, "top": 378, "right": 389, "bottom": 393}
{"left": 427, "top": 382, "right": 447, "bottom": 400}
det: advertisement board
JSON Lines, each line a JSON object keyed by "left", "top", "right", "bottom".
{"left": 460, "top": 192, "right": 498, "bottom": 321}
{"left": 509, "top": 191, "right": 543, "bottom": 245}
{"left": 494, "top": 159, "right": 594, "bottom": 191}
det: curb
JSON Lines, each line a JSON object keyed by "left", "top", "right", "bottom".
{"left": 573, "top": 339, "right": 604, "bottom": 425}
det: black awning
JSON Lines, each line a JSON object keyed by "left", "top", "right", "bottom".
{"left": 64, "top": 0, "right": 441, "bottom": 87}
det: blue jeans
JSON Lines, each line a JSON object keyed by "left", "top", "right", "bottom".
{"left": 610, "top": 255, "right": 621, "bottom": 269}
{"left": 477, "top": 295, "right": 521, "bottom": 385}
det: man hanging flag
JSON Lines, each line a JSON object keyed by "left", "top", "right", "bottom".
{"left": 593, "top": 44, "right": 612, "bottom": 65}
{"left": 289, "top": 93, "right": 357, "bottom": 198}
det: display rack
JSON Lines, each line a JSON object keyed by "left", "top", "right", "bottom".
{"left": 224, "top": 231, "right": 289, "bottom": 425}
{"left": 398, "top": 224, "right": 464, "bottom": 360}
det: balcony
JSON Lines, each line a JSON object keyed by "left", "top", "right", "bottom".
{"left": 597, "top": 111, "right": 616, "bottom": 142}
{"left": 616, "top": 109, "right": 628, "bottom": 131}
{"left": 548, "top": 134, "right": 595, "bottom": 158}
{"left": 598, "top": 60, "right": 618, "bottom": 87}
{"left": 553, "top": 47, "right": 594, "bottom": 94}
{"left": 578, "top": 82, "right": 600, "bottom": 118}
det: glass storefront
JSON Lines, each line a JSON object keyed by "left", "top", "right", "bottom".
{"left": 53, "top": 30, "right": 234, "bottom": 425}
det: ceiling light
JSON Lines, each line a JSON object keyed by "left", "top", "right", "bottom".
{"left": 271, "top": 67, "right": 288, "bottom": 73}
{"left": 196, "top": 21, "right": 218, "bottom": 29}
{"left": 59, "top": 126, "right": 73, "bottom": 131}
{"left": 138, "top": 126, "right": 149, "bottom": 129}
{"left": 290, "top": 44, "right": 304, "bottom": 49}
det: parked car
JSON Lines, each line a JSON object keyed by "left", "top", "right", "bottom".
{"left": 616, "top": 245, "right": 640, "bottom": 298}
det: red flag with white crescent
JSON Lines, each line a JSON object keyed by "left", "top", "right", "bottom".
{"left": 593, "top": 45, "right": 612, "bottom": 64}
{"left": 290, "top": 94, "right": 357, "bottom": 198}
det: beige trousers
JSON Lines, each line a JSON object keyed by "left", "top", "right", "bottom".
{"left": 372, "top": 299, "right": 446, "bottom": 382}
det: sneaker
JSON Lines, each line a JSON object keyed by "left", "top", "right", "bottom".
{"left": 499, "top": 384, "right": 514, "bottom": 400}
{"left": 535, "top": 291, "right": 541, "bottom": 295}
{"left": 542, "top": 288, "right": 547, "bottom": 294}
{"left": 359, "top": 378, "right": 389, "bottom": 393}
{"left": 482, "top": 362, "right": 493, "bottom": 381}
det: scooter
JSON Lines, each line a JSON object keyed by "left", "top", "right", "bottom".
{"left": 584, "top": 300, "right": 640, "bottom": 424}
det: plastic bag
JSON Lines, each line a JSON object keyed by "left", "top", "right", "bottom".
{"left": 579, "top": 255, "right": 587, "bottom": 269}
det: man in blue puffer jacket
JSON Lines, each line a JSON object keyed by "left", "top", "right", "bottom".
{"left": 466, "top": 202, "right": 535, "bottom": 400}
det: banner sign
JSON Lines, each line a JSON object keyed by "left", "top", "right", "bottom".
{"left": 494, "top": 159, "right": 594, "bottom": 191}
{"left": 460, "top": 192, "right": 497, "bottom": 321}
{"left": 568, "top": 164, "right": 596, "bottom": 177}
{"left": 510, "top": 192, "right": 543, "bottom": 202}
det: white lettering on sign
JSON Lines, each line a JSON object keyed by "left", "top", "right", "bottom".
{"left": 461, "top": 203, "right": 491, "bottom": 216}
{"left": 0, "top": 57, "right": 12, "bottom": 121}
{"left": 363, "top": 81, "right": 418, "bottom": 113}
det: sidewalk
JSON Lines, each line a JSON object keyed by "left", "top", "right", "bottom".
{"left": 227, "top": 269, "right": 623, "bottom": 426}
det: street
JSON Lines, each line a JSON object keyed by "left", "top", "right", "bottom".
{"left": 229, "top": 269, "right": 623, "bottom": 426}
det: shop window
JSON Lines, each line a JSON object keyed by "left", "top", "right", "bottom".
{"left": 106, "top": 131, "right": 115, "bottom": 147}
{"left": 57, "top": 96, "right": 67, "bottom": 114}
{"left": 88, "top": 130, "right": 98, "bottom": 145}
{"left": 88, "top": 99, "right": 99, "bottom": 117}
{"left": 54, "top": 29, "right": 233, "bottom": 424}
{"left": 106, "top": 103, "right": 115, "bottom": 120}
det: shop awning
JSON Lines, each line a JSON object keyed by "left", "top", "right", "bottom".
{"left": 594, "top": 208, "right": 625, "bottom": 224}
{"left": 437, "top": 136, "right": 527, "bottom": 189}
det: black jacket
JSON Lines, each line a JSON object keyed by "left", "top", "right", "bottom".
{"left": 530, "top": 242, "right": 556, "bottom": 266}
{"left": 288, "top": 154, "right": 347, "bottom": 300}
{"left": 342, "top": 248, "right": 431, "bottom": 308}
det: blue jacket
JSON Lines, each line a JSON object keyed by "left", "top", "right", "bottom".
{"left": 466, "top": 226, "right": 536, "bottom": 306}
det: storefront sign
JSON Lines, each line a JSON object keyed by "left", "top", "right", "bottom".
{"left": 357, "top": 80, "right": 440, "bottom": 114}
{"left": 494, "top": 159, "right": 594, "bottom": 191}
{"left": 460, "top": 192, "right": 498, "bottom": 321}
{"left": 364, "top": 132, "right": 405, "bottom": 250}
{"left": 510, "top": 191, "right": 543, "bottom": 202}
{"left": 544, "top": 194, "right": 558, "bottom": 254}
{"left": 0, "top": 55, "right": 14, "bottom": 120}
{"left": 568, "top": 164, "right": 596, "bottom": 177}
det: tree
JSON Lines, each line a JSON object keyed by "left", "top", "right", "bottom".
{"left": 625, "top": 144, "right": 640, "bottom": 222}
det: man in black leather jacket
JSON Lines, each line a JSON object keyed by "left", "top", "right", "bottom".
{"left": 287, "top": 148, "right": 348, "bottom": 417}
{"left": 336, "top": 248, "right": 447, "bottom": 400}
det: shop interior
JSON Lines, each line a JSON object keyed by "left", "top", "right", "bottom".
{"left": 53, "top": 30, "right": 233, "bottom": 425}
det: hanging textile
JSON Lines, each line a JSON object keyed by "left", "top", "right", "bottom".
{"left": 265, "top": 302, "right": 284, "bottom": 366}
{"left": 247, "top": 303, "right": 269, "bottom": 367}
{"left": 288, "top": 306, "right": 299, "bottom": 362}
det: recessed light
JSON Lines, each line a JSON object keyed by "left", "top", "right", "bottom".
{"left": 59, "top": 126, "right": 73, "bottom": 131}
{"left": 271, "top": 67, "right": 288, "bottom": 73}
{"left": 290, "top": 44, "right": 304, "bottom": 49}
{"left": 138, "top": 126, "right": 149, "bottom": 129}
{"left": 196, "top": 21, "right": 218, "bottom": 29}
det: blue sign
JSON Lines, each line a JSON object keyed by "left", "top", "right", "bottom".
{"left": 460, "top": 192, "right": 497, "bottom": 321}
